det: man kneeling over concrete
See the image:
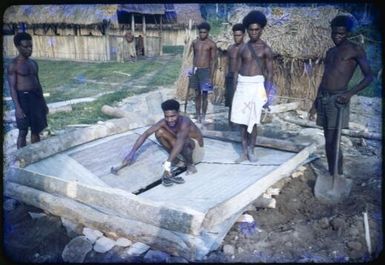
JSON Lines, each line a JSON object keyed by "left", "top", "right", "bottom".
{"left": 111, "top": 99, "right": 205, "bottom": 186}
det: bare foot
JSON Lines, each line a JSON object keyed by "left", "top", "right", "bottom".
{"left": 186, "top": 164, "right": 197, "bottom": 175}
{"left": 247, "top": 148, "right": 258, "bottom": 163}
{"left": 235, "top": 154, "right": 248, "bottom": 163}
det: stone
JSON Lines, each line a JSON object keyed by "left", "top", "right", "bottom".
{"left": 61, "top": 236, "right": 93, "bottom": 263}
{"left": 330, "top": 217, "right": 345, "bottom": 231}
{"left": 61, "top": 217, "right": 82, "bottom": 238}
{"left": 319, "top": 217, "right": 330, "bottom": 229}
{"left": 115, "top": 237, "right": 132, "bottom": 247}
{"left": 223, "top": 244, "right": 235, "bottom": 256}
{"left": 143, "top": 249, "right": 170, "bottom": 263}
{"left": 291, "top": 171, "right": 303, "bottom": 178}
{"left": 82, "top": 227, "right": 103, "bottom": 243}
{"left": 126, "top": 242, "right": 151, "bottom": 256}
{"left": 166, "top": 256, "right": 189, "bottom": 263}
{"left": 93, "top": 236, "right": 116, "bottom": 253}
{"left": 346, "top": 241, "right": 362, "bottom": 251}
{"left": 28, "top": 212, "right": 47, "bottom": 219}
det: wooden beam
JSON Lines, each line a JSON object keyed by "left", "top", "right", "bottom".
{"left": 281, "top": 116, "right": 382, "bottom": 141}
{"left": 201, "top": 130, "right": 305, "bottom": 152}
{"left": 142, "top": 15, "right": 146, "bottom": 56}
{"left": 11, "top": 117, "right": 154, "bottom": 167}
{"left": 160, "top": 15, "right": 163, "bottom": 56}
{"left": 131, "top": 14, "right": 135, "bottom": 34}
{"left": 5, "top": 167, "right": 205, "bottom": 235}
{"left": 3, "top": 181, "right": 210, "bottom": 261}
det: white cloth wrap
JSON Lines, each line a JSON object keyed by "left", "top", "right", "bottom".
{"left": 230, "top": 75, "right": 267, "bottom": 133}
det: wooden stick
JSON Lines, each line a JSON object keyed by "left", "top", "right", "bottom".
{"left": 363, "top": 211, "right": 372, "bottom": 254}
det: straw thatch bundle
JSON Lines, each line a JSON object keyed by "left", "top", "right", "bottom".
{"left": 176, "top": 5, "right": 354, "bottom": 109}
{"left": 3, "top": 5, "right": 119, "bottom": 27}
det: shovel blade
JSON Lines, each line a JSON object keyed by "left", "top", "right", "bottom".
{"left": 314, "top": 173, "right": 353, "bottom": 204}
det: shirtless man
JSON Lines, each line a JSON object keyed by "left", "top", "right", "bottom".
{"left": 188, "top": 22, "right": 217, "bottom": 123}
{"left": 231, "top": 10, "right": 274, "bottom": 163}
{"left": 111, "top": 99, "right": 205, "bottom": 186}
{"left": 7, "top": 32, "right": 49, "bottom": 149}
{"left": 225, "top": 23, "right": 245, "bottom": 125}
{"left": 309, "top": 15, "right": 373, "bottom": 177}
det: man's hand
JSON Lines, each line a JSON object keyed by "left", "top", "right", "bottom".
{"left": 308, "top": 105, "right": 316, "bottom": 121}
{"left": 187, "top": 68, "right": 194, "bottom": 77}
{"left": 15, "top": 107, "right": 26, "bottom": 119}
{"left": 337, "top": 91, "right": 353, "bottom": 104}
{"left": 122, "top": 152, "right": 135, "bottom": 167}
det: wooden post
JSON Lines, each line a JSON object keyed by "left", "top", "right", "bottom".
{"left": 105, "top": 24, "right": 110, "bottom": 61}
{"left": 159, "top": 15, "right": 163, "bottom": 56}
{"left": 131, "top": 13, "right": 135, "bottom": 34}
{"left": 142, "top": 15, "right": 146, "bottom": 56}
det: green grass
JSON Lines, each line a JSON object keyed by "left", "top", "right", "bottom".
{"left": 147, "top": 56, "right": 182, "bottom": 87}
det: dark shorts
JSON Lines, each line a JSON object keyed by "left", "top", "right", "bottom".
{"left": 16, "top": 90, "right": 48, "bottom": 134}
{"left": 188, "top": 67, "right": 213, "bottom": 92}
{"left": 224, "top": 72, "right": 234, "bottom": 107}
{"left": 316, "top": 90, "right": 350, "bottom": 130}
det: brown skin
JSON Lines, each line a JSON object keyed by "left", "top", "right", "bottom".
{"left": 233, "top": 23, "right": 274, "bottom": 161}
{"left": 125, "top": 31, "right": 134, "bottom": 43}
{"left": 188, "top": 28, "right": 217, "bottom": 122}
{"left": 112, "top": 110, "right": 204, "bottom": 176}
{"left": 7, "top": 39, "right": 49, "bottom": 149}
{"left": 309, "top": 26, "right": 373, "bottom": 119}
{"left": 226, "top": 30, "right": 245, "bottom": 123}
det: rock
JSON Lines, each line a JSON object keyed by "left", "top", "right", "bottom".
{"left": 223, "top": 244, "right": 235, "bottom": 256}
{"left": 265, "top": 187, "right": 280, "bottom": 196}
{"left": 126, "top": 242, "right": 150, "bottom": 256}
{"left": 93, "top": 236, "right": 116, "bottom": 253}
{"left": 295, "top": 128, "right": 325, "bottom": 146}
{"left": 237, "top": 247, "right": 245, "bottom": 254}
{"left": 297, "top": 165, "right": 307, "bottom": 172}
{"left": 318, "top": 217, "right": 330, "bottom": 229}
{"left": 346, "top": 241, "right": 362, "bottom": 251}
{"left": 61, "top": 236, "right": 93, "bottom": 263}
{"left": 236, "top": 214, "right": 254, "bottom": 223}
{"left": 166, "top": 256, "right": 189, "bottom": 263}
{"left": 330, "top": 217, "right": 345, "bottom": 231}
{"left": 82, "top": 227, "right": 103, "bottom": 243}
{"left": 143, "top": 249, "right": 170, "bottom": 263}
{"left": 115, "top": 237, "right": 132, "bottom": 247}
{"left": 291, "top": 171, "right": 303, "bottom": 178}
{"left": 28, "top": 212, "right": 47, "bottom": 219}
{"left": 3, "top": 198, "right": 18, "bottom": 211}
{"left": 61, "top": 217, "right": 83, "bottom": 238}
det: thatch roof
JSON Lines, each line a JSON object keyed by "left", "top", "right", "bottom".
{"left": 174, "top": 4, "right": 204, "bottom": 25}
{"left": 215, "top": 5, "right": 354, "bottom": 59}
{"left": 118, "top": 4, "right": 165, "bottom": 15}
{"left": 3, "top": 5, "right": 119, "bottom": 26}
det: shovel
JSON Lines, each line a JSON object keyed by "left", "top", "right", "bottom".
{"left": 314, "top": 100, "right": 352, "bottom": 204}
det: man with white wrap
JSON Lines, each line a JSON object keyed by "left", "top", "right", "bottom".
{"left": 231, "top": 10, "right": 274, "bottom": 163}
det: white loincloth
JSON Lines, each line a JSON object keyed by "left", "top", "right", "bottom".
{"left": 230, "top": 75, "right": 267, "bottom": 133}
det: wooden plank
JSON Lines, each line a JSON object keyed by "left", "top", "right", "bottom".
{"left": 202, "top": 143, "right": 317, "bottom": 229}
{"left": 68, "top": 133, "right": 168, "bottom": 193}
{"left": 202, "top": 129, "right": 305, "bottom": 152}
{"left": 140, "top": 138, "right": 296, "bottom": 212}
{"left": 5, "top": 167, "right": 205, "bottom": 235}
{"left": 25, "top": 154, "right": 108, "bottom": 187}
{"left": 267, "top": 101, "right": 300, "bottom": 113}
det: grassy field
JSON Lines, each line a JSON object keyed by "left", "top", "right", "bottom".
{"left": 3, "top": 53, "right": 182, "bottom": 132}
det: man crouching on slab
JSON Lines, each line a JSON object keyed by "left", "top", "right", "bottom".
{"left": 111, "top": 99, "right": 205, "bottom": 186}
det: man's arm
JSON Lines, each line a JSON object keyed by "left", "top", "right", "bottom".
{"left": 7, "top": 62, "right": 25, "bottom": 119}
{"left": 339, "top": 46, "right": 373, "bottom": 104}
{"left": 232, "top": 46, "right": 242, "bottom": 91}
{"left": 209, "top": 41, "right": 218, "bottom": 81}
{"left": 33, "top": 60, "right": 49, "bottom": 114}
{"left": 122, "top": 121, "right": 163, "bottom": 164}
{"left": 264, "top": 45, "right": 274, "bottom": 107}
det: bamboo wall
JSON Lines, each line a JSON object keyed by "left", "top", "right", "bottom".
{"left": 3, "top": 27, "right": 186, "bottom": 61}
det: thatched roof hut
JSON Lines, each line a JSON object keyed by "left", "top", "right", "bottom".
{"left": 176, "top": 5, "right": 354, "bottom": 109}
{"left": 3, "top": 4, "right": 119, "bottom": 29}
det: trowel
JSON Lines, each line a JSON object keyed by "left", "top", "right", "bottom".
{"left": 314, "top": 101, "right": 352, "bottom": 204}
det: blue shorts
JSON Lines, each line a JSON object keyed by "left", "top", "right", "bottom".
{"left": 188, "top": 67, "right": 213, "bottom": 92}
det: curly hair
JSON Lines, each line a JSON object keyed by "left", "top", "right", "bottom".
{"left": 197, "top": 22, "right": 211, "bottom": 31}
{"left": 14, "top": 32, "right": 32, "bottom": 46}
{"left": 242, "top": 10, "right": 267, "bottom": 29}
{"left": 232, "top": 23, "right": 245, "bottom": 33}
{"left": 161, "top": 99, "right": 180, "bottom": 112}
{"left": 330, "top": 15, "right": 354, "bottom": 32}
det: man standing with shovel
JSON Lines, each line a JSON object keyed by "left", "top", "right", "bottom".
{"left": 309, "top": 15, "right": 373, "bottom": 203}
